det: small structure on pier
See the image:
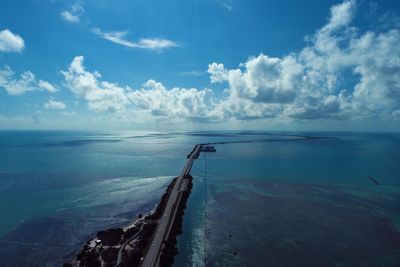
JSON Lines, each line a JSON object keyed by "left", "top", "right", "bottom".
{"left": 201, "top": 146, "right": 216, "bottom": 152}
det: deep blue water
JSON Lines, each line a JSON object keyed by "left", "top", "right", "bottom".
{"left": 0, "top": 131, "right": 399, "bottom": 266}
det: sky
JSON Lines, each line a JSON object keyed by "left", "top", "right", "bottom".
{"left": 0, "top": 0, "right": 400, "bottom": 131}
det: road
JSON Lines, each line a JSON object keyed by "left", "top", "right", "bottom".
{"left": 140, "top": 144, "right": 201, "bottom": 267}
{"left": 115, "top": 223, "right": 144, "bottom": 266}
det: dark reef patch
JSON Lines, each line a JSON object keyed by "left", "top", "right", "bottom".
{"left": 207, "top": 179, "right": 400, "bottom": 267}
{"left": 42, "top": 139, "right": 122, "bottom": 147}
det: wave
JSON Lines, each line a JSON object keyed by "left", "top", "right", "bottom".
{"left": 189, "top": 224, "right": 206, "bottom": 267}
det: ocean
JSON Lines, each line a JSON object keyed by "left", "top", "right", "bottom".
{"left": 0, "top": 131, "right": 399, "bottom": 266}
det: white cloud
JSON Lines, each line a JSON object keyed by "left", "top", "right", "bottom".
{"left": 209, "top": 54, "right": 302, "bottom": 103}
{"left": 0, "top": 29, "right": 24, "bottom": 53}
{"left": 61, "top": 11, "right": 80, "bottom": 23}
{"left": 38, "top": 80, "right": 57, "bottom": 92}
{"left": 93, "top": 28, "right": 179, "bottom": 51}
{"left": 128, "top": 80, "right": 221, "bottom": 121}
{"left": 208, "top": 63, "right": 229, "bottom": 83}
{"left": 44, "top": 99, "right": 66, "bottom": 110}
{"left": 61, "top": 3, "right": 83, "bottom": 23}
{"left": 62, "top": 56, "right": 130, "bottom": 112}
{"left": 59, "top": 1, "right": 400, "bottom": 126}
{"left": 323, "top": 0, "right": 355, "bottom": 32}
{"left": 207, "top": 0, "right": 400, "bottom": 121}
{"left": 62, "top": 56, "right": 221, "bottom": 121}
{"left": 0, "top": 65, "right": 56, "bottom": 95}
{"left": 137, "top": 38, "right": 178, "bottom": 50}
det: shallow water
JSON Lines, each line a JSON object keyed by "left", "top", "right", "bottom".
{"left": 0, "top": 131, "right": 399, "bottom": 266}
{"left": 175, "top": 132, "right": 400, "bottom": 267}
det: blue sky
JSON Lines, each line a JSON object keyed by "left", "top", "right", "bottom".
{"left": 0, "top": 0, "right": 400, "bottom": 130}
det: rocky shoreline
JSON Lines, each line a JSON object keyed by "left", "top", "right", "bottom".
{"left": 159, "top": 174, "right": 193, "bottom": 267}
{"left": 64, "top": 174, "right": 194, "bottom": 267}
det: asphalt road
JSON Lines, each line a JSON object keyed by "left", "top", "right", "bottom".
{"left": 140, "top": 144, "right": 200, "bottom": 267}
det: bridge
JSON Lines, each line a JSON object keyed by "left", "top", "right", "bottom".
{"left": 140, "top": 135, "right": 322, "bottom": 266}
{"left": 140, "top": 144, "right": 202, "bottom": 267}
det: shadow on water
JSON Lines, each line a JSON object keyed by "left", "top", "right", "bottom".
{"left": 42, "top": 139, "right": 122, "bottom": 147}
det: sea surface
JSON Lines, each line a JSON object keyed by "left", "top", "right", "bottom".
{"left": 0, "top": 131, "right": 399, "bottom": 266}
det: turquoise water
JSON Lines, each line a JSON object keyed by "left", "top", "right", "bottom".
{"left": 175, "top": 132, "right": 400, "bottom": 266}
{"left": 0, "top": 131, "right": 399, "bottom": 266}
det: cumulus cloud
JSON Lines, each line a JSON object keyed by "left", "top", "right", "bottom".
{"left": 208, "top": 63, "right": 229, "bottom": 83}
{"left": 61, "top": 0, "right": 400, "bottom": 125}
{"left": 210, "top": 55, "right": 302, "bottom": 103}
{"left": 62, "top": 56, "right": 220, "bottom": 121}
{"left": 207, "top": 0, "right": 400, "bottom": 121}
{"left": 93, "top": 28, "right": 179, "bottom": 51}
{"left": 0, "top": 65, "right": 56, "bottom": 95}
{"left": 321, "top": 0, "right": 355, "bottom": 32}
{"left": 0, "top": 29, "right": 24, "bottom": 53}
{"left": 60, "top": 3, "right": 83, "bottom": 23}
{"left": 62, "top": 56, "right": 129, "bottom": 112}
{"left": 44, "top": 99, "right": 66, "bottom": 110}
{"left": 128, "top": 80, "right": 221, "bottom": 121}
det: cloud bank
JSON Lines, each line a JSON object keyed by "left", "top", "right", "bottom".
{"left": 62, "top": 56, "right": 218, "bottom": 121}
{"left": 209, "top": 0, "right": 400, "bottom": 121}
{"left": 60, "top": 0, "right": 400, "bottom": 125}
